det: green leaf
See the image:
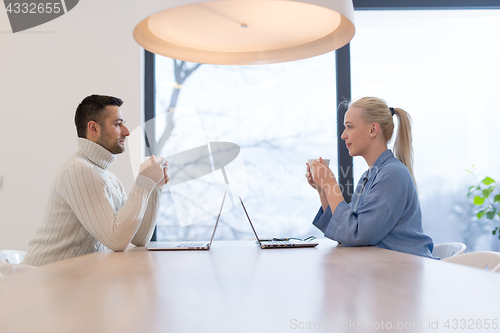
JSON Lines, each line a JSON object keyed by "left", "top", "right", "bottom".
{"left": 465, "top": 169, "right": 473, "bottom": 174}
{"left": 467, "top": 186, "right": 476, "bottom": 198}
{"left": 473, "top": 196, "right": 485, "bottom": 205}
{"left": 477, "top": 209, "right": 486, "bottom": 219}
{"left": 486, "top": 208, "right": 497, "bottom": 220}
{"left": 482, "top": 177, "right": 496, "bottom": 185}
{"left": 482, "top": 188, "right": 494, "bottom": 199}
{"left": 494, "top": 194, "right": 500, "bottom": 203}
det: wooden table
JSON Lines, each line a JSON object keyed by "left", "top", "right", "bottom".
{"left": 1, "top": 240, "right": 499, "bottom": 333}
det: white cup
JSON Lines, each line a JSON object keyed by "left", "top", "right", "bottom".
{"left": 308, "top": 159, "right": 330, "bottom": 168}
{"left": 140, "top": 156, "right": 167, "bottom": 173}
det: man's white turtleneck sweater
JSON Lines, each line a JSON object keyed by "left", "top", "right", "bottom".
{"left": 23, "top": 138, "right": 160, "bottom": 266}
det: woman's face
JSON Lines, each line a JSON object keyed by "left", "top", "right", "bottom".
{"left": 341, "top": 106, "right": 372, "bottom": 157}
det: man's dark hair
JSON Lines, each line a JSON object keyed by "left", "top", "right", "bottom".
{"left": 74, "top": 95, "right": 123, "bottom": 138}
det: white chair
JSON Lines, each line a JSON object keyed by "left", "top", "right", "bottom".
{"left": 0, "top": 250, "right": 27, "bottom": 264}
{"left": 442, "top": 251, "right": 500, "bottom": 272}
{"left": 432, "top": 242, "right": 466, "bottom": 259}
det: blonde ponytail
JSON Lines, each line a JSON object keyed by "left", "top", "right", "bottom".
{"left": 392, "top": 107, "right": 415, "bottom": 184}
{"left": 350, "top": 97, "right": 416, "bottom": 185}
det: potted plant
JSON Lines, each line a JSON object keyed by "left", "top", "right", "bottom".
{"left": 467, "top": 168, "right": 500, "bottom": 239}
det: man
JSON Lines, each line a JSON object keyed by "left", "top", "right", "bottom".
{"left": 23, "top": 95, "right": 168, "bottom": 266}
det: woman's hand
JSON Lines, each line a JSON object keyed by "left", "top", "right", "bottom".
{"left": 309, "top": 158, "right": 344, "bottom": 213}
{"left": 310, "top": 157, "right": 336, "bottom": 191}
{"left": 305, "top": 162, "right": 322, "bottom": 192}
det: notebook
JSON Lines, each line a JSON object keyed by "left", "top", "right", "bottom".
{"left": 146, "top": 190, "right": 226, "bottom": 251}
{"left": 239, "top": 197, "right": 319, "bottom": 249}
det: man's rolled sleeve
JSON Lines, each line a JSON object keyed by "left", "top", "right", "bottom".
{"left": 135, "top": 174, "right": 157, "bottom": 190}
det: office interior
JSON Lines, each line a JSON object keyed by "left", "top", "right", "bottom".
{"left": 2, "top": 1, "right": 500, "bottom": 333}
{"left": 1, "top": 1, "right": 500, "bottom": 252}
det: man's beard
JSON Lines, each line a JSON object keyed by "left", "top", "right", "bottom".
{"left": 97, "top": 129, "right": 125, "bottom": 155}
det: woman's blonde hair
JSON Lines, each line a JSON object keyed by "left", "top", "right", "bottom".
{"left": 349, "top": 97, "right": 416, "bottom": 184}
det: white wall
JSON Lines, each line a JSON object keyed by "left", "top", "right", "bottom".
{"left": 0, "top": 0, "right": 143, "bottom": 250}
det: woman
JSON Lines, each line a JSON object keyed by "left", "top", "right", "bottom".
{"left": 306, "top": 97, "right": 435, "bottom": 258}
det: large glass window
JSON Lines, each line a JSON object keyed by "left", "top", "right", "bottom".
{"left": 351, "top": 10, "right": 500, "bottom": 251}
{"left": 153, "top": 55, "right": 337, "bottom": 241}
{"left": 145, "top": 5, "right": 500, "bottom": 251}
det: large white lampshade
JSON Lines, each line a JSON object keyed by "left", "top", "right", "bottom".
{"left": 133, "top": 0, "right": 355, "bottom": 65}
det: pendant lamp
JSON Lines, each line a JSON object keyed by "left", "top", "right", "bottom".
{"left": 133, "top": 0, "right": 355, "bottom": 65}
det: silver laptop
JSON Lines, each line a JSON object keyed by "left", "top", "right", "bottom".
{"left": 239, "top": 197, "right": 319, "bottom": 249}
{"left": 146, "top": 190, "right": 226, "bottom": 251}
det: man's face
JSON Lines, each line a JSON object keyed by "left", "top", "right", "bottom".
{"left": 96, "top": 105, "right": 130, "bottom": 154}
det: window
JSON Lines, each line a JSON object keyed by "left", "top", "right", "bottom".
{"left": 144, "top": 2, "right": 500, "bottom": 250}
{"left": 152, "top": 55, "right": 337, "bottom": 241}
{"left": 351, "top": 9, "right": 500, "bottom": 251}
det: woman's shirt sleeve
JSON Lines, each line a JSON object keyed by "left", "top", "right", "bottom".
{"left": 313, "top": 166, "right": 410, "bottom": 247}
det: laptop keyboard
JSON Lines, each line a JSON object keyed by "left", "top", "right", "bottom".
{"left": 178, "top": 243, "right": 206, "bottom": 247}
{"left": 264, "top": 240, "right": 290, "bottom": 246}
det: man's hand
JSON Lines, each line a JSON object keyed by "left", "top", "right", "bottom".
{"left": 139, "top": 155, "right": 165, "bottom": 184}
{"left": 154, "top": 161, "right": 170, "bottom": 189}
